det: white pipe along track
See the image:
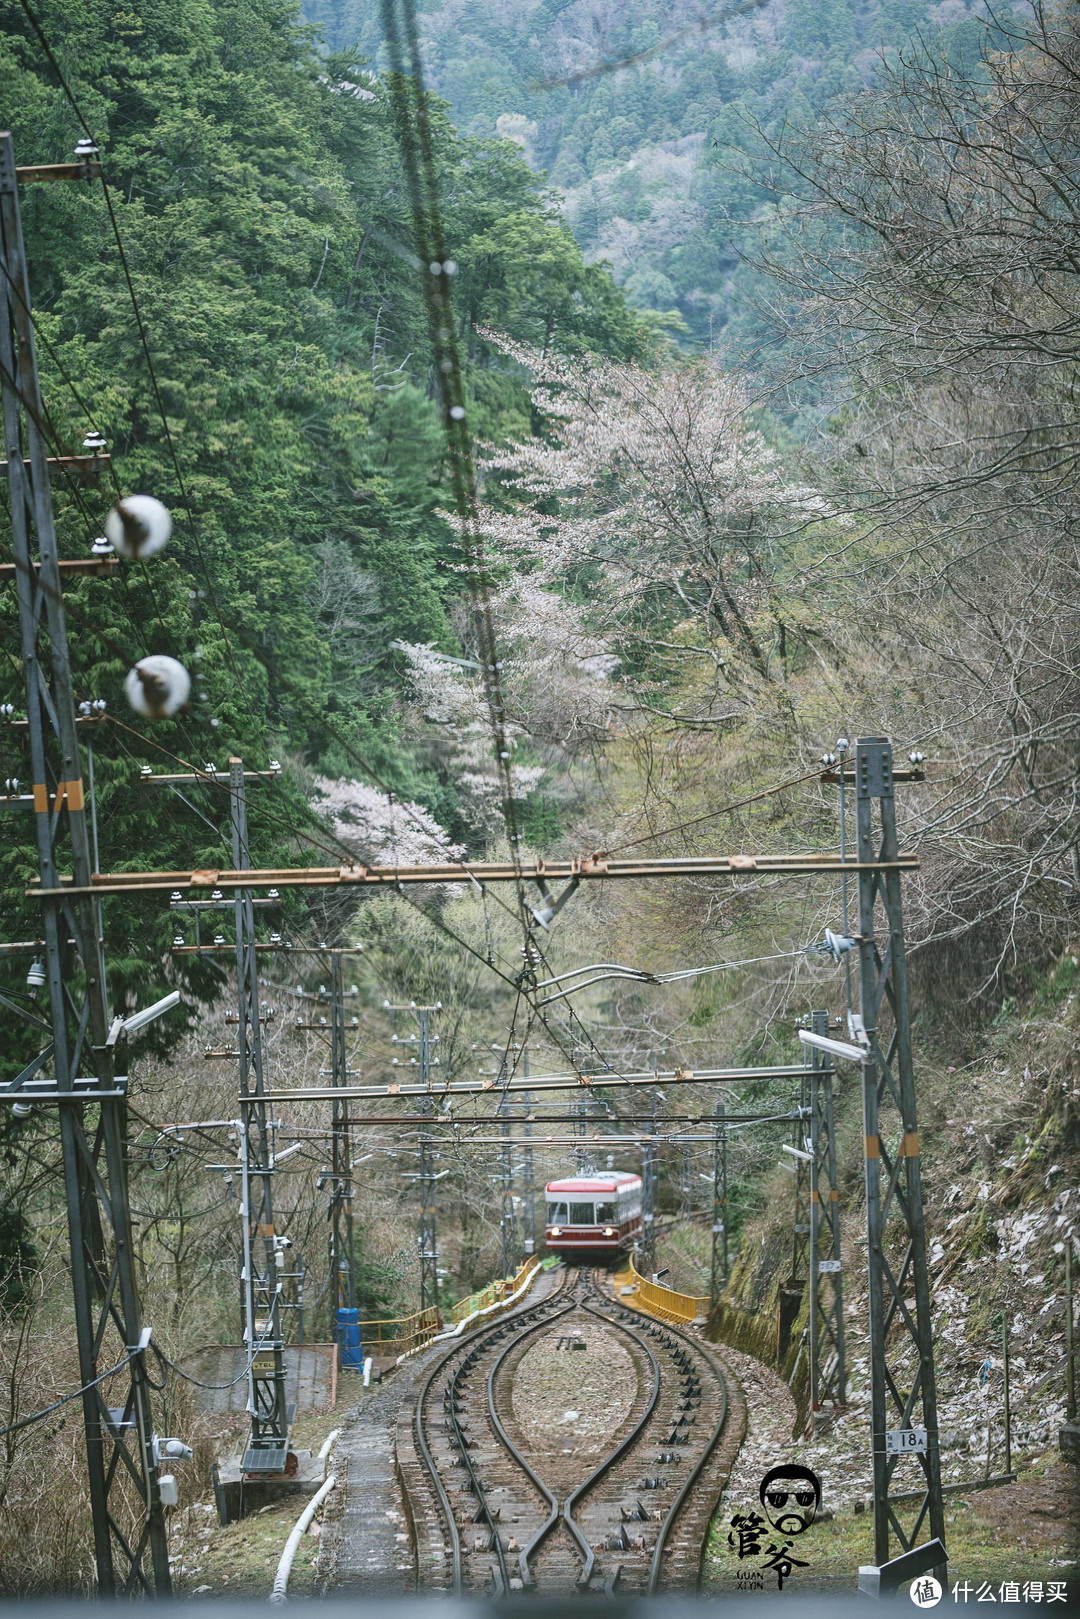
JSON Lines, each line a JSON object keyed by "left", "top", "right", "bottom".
{"left": 267, "top": 1474, "right": 336, "bottom": 1604}
{"left": 316, "top": 1428, "right": 341, "bottom": 1461}
{"left": 396, "top": 1260, "right": 544, "bottom": 1362}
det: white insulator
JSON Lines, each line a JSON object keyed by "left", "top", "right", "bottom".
{"left": 125, "top": 656, "right": 191, "bottom": 719}
{"left": 105, "top": 495, "right": 172, "bottom": 560}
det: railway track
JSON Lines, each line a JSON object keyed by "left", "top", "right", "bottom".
{"left": 396, "top": 1265, "right": 746, "bottom": 1596}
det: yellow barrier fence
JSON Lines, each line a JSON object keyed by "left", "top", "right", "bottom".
{"left": 450, "top": 1254, "right": 541, "bottom": 1325}
{"left": 359, "top": 1255, "right": 542, "bottom": 1363}
{"left": 612, "top": 1253, "right": 709, "bottom": 1327}
{"left": 355, "top": 1304, "right": 440, "bottom": 1359}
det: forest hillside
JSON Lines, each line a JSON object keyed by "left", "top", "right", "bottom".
{"left": 302, "top": 0, "right": 994, "bottom": 346}
{"left": 0, "top": 0, "right": 1078, "bottom": 1595}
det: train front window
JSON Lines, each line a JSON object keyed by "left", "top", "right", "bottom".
{"left": 596, "top": 1202, "right": 616, "bottom": 1222}
{"left": 569, "top": 1202, "right": 594, "bottom": 1224}
{"left": 547, "top": 1201, "right": 567, "bottom": 1224}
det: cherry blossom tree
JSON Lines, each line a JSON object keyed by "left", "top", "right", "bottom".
{"left": 467, "top": 332, "right": 836, "bottom": 716}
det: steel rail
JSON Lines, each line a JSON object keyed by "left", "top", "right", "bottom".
{"left": 29, "top": 849, "right": 919, "bottom": 899}
{"left": 585, "top": 1273, "right": 732, "bottom": 1595}
{"left": 447, "top": 1342, "right": 513, "bottom": 1597}
{"left": 561, "top": 1294, "right": 663, "bottom": 1590}
{"left": 454, "top": 1293, "right": 579, "bottom": 1595}
{"left": 412, "top": 1272, "right": 569, "bottom": 1595}
{"left": 484, "top": 1305, "right": 574, "bottom": 1589}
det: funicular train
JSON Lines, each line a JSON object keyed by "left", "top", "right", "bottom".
{"left": 544, "top": 1171, "right": 643, "bottom": 1261}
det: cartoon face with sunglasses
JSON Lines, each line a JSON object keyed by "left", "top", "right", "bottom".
{"left": 758, "top": 1464, "right": 822, "bottom": 1537}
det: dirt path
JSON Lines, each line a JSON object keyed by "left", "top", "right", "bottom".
{"left": 319, "top": 1268, "right": 564, "bottom": 1594}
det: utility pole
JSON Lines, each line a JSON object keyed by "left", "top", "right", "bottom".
{"left": 853, "top": 737, "right": 946, "bottom": 1590}
{"left": 521, "top": 1047, "right": 536, "bottom": 1256}
{"left": 230, "top": 759, "right": 290, "bottom": 1473}
{"left": 640, "top": 1079, "right": 658, "bottom": 1276}
{"left": 807, "top": 1009, "right": 846, "bottom": 1424}
{"left": 0, "top": 132, "right": 171, "bottom": 1595}
{"left": 329, "top": 953, "right": 356, "bottom": 1323}
{"left": 496, "top": 1065, "right": 517, "bottom": 1281}
{"left": 417, "top": 1007, "right": 439, "bottom": 1312}
{"left": 791, "top": 1046, "right": 812, "bottom": 1285}
{"left": 389, "top": 1002, "right": 441, "bottom": 1313}
{"left": 709, "top": 1098, "right": 728, "bottom": 1309}
{"left": 285, "top": 948, "right": 363, "bottom": 1350}
{"left": 498, "top": 1107, "right": 516, "bottom": 1280}
{"left": 1066, "top": 1245, "right": 1076, "bottom": 1424}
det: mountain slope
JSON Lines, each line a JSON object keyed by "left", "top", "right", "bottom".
{"left": 302, "top": 0, "right": 988, "bottom": 344}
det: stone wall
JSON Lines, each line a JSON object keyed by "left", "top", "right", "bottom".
{"left": 704, "top": 1236, "right": 811, "bottom": 1436}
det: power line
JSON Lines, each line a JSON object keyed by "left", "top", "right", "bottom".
{"left": 15, "top": 0, "right": 254, "bottom": 707}
{"left": 0, "top": 1346, "right": 138, "bottom": 1440}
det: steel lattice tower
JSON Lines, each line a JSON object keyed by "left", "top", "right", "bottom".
{"left": 709, "top": 1098, "right": 728, "bottom": 1308}
{"left": 853, "top": 738, "right": 946, "bottom": 1585}
{"left": 230, "top": 759, "right": 290, "bottom": 1472}
{"left": 417, "top": 1008, "right": 439, "bottom": 1313}
{"left": 0, "top": 133, "right": 171, "bottom": 1595}
{"left": 807, "top": 1008, "right": 846, "bottom": 1421}
{"left": 329, "top": 953, "right": 356, "bottom": 1317}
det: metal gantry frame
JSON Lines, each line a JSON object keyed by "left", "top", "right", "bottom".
{"left": 807, "top": 1009, "right": 846, "bottom": 1424}
{"left": 0, "top": 132, "right": 170, "bottom": 1595}
{"left": 229, "top": 759, "right": 290, "bottom": 1473}
{"left": 853, "top": 737, "right": 946, "bottom": 1585}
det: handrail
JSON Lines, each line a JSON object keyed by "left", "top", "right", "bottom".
{"left": 450, "top": 1254, "right": 540, "bottom": 1323}
{"left": 354, "top": 1304, "right": 440, "bottom": 1358}
{"left": 359, "top": 1257, "right": 544, "bottom": 1369}
{"left": 613, "top": 1253, "right": 709, "bottom": 1326}
{"left": 403, "top": 1255, "right": 542, "bottom": 1360}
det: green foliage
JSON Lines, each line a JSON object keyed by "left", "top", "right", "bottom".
{"left": 0, "top": 0, "right": 640, "bottom": 1066}
{"left": 304, "top": 0, "right": 1002, "bottom": 347}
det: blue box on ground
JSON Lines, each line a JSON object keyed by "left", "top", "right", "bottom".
{"left": 336, "top": 1306, "right": 363, "bottom": 1369}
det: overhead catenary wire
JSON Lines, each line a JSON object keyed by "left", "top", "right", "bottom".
{"left": 599, "top": 765, "right": 832, "bottom": 858}
{"left": 0, "top": 48, "right": 541, "bottom": 925}
{"left": 377, "top": 0, "right": 532, "bottom": 937}
{"left": 0, "top": 152, "right": 834, "bottom": 1072}
{"left": 531, "top": 0, "right": 771, "bottom": 87}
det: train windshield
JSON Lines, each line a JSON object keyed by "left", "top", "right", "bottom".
{"left": 596, "top": 1202, "right": 616, "bottom": 1222}
{"left": 569, "top": 1202, "right": 594, "bottom": 1224}
{"left": 546, "top": 1201, "right": 568, "bottom": 1223}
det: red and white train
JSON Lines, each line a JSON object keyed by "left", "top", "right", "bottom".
{"left": 544, "top": 1171, "right": 643, "bottom": 1261}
